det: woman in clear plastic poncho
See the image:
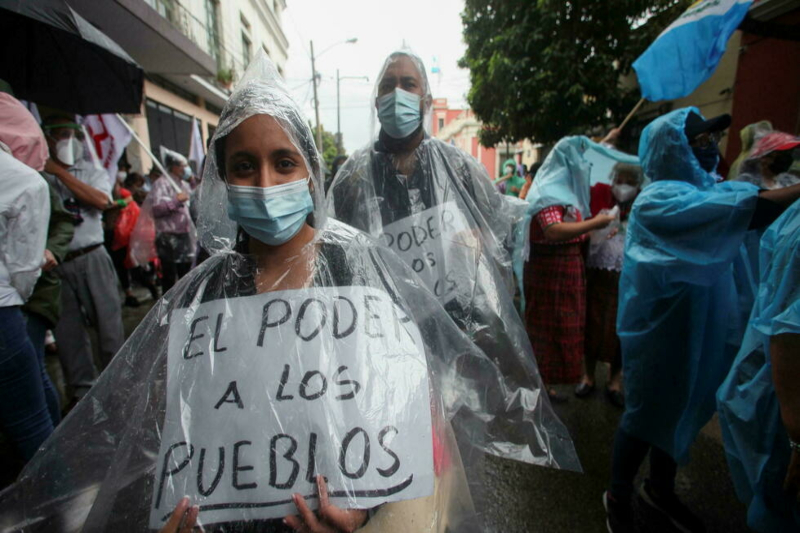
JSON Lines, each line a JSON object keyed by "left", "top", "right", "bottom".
{"left": 0, "top": 51, "right": 578, "bottom": 533}
{"left": 604, "top": 107, "right": 800, "bottom": 531}
{"left": 717, "top": 198, "right": 800, "bottom": 533}
{"left": 727, "top": 120, "right": 772, "bottom": 182}
{"left": 326, "top": 51, "right": 554, "bottom": 416}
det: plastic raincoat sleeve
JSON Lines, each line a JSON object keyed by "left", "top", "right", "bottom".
{"left": 0, "top": 49, "right": 578, "bottom": 533}
{"left": 717, "top": 198, "right": 800, "bottom": 533}
{"left": 0, "top": 151, "right": 50, "bottom": 303}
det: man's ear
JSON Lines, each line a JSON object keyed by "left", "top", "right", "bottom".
{"left": 422, "top": 95, "right": 433, "bottom": 115}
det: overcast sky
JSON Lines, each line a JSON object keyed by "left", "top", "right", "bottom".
{"left": 282, "top": 0, "right": 471, "bottom": 154}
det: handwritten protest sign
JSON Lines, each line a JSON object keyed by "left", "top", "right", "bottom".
{"left": 149, "top": 286, "right": 434, "bottom": 528}
{"left": 380, "top": 201, "right": 477, "bottom": 304}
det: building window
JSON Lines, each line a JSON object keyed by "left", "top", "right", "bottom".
{"left": 205, "top": 0, "right": 221, "bottom": 66}
{"left": 145, "top": 99, "right": 193, "bottom": 158}
{"left": 241, "top": 14, "right": 252, "bottom": 68}
{"left": 438, "top": 118, "right": 444, "bottom": 131}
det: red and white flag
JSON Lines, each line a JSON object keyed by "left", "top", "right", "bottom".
{"left": 80, "top": 114, "right": 133, "bottom": 185}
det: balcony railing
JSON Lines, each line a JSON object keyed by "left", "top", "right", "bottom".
{"left": 144, "top": 0, "right": 246, "bottom": 84}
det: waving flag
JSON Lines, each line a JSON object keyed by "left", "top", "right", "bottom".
{"left": 633, "top": 0, "right": 752, "bottom": 102}
{"left": 81, "top": 114, "right": 132, "bottom": 185}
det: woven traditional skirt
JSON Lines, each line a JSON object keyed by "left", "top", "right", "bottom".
{"left": 585, "top": 267, "right": 622, "bottom": 366}
{"left": 524, "top": 243, "right": 586, "bottom": 384}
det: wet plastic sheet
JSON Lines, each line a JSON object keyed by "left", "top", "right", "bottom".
{"left": 617, "top": 107, "right": 759, "bottom": 463}
{"left": 0, "top": 50, "right": 578, "bottom": 532}
{"left": 512, "top": 136, "right": 638, "bottom": 312}
{"left": 717, "top": 198, "right": 800, "bottom": 532}
{"left": 327, "top": 51, "right": 578, "bottom": 472}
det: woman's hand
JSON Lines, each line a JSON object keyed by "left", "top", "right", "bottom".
{"left": 159, "top": 497, "right": 202, "bottom": 533}
{"left": 785, "top": 448, "right": 800, "bottom": 503}
{"left": 284, "top": 475, "right": 368, "bottom": 533}
{"left": 591, "top": 213, "right": 616, "bottom": 230}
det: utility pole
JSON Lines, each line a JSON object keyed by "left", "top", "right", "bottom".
{"left": 310, "top": 40, "right": 322, "bottom": 152}
{"left": 336, "top": 69, "right": 342, "bottom": 155}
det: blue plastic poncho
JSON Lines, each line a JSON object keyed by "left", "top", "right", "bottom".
{"left": 617, "top": 107, "right": 759, "bottom": 463}
{"left": 717, "top": 199, "right": 800, "bottom": 533}
{"left": 512, "top": 136, "right": 638, "bottom": 312}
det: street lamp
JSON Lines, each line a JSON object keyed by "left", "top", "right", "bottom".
{"left": 336, "top": 70, "right": 369, "bottom": 155}
{"left": 309, "top": 38, "right": 357, "bottom": 151}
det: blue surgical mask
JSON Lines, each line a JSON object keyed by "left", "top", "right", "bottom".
{"left": 226, "top": 179, "right": 314, "bottom": 246}
{"left": 377, "top": 88, "right": 422, "bottom": 139}
{"left": 182, "top": 166, "right": 192, "bottom": 181}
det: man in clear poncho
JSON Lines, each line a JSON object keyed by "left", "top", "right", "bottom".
{"left": 0, "top": 51, "right": 577, "bottom": 533}
{"left": 327, "top": 51, "right": 545, "bottom": 402}
{"left": 717, "top": 198, "right": 800, "bottom": 533}
{"left": 604, "top": 108, "right": 800, "bottom": 533}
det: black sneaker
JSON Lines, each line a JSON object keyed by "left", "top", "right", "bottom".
{"left": 638, "top": 479, "right": 706, "bottom": 533}
{"left": 604, "top": 491, "right": 635, "bottom": 533}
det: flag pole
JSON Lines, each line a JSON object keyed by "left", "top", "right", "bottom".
{"left": 618, "top": 98, "right": 646, "bottom": 131}
{"left": 115, "top": 113, "right": 182, "bottom": 194}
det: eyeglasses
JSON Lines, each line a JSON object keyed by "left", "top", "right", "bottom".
{"left": 690, "top": 130, "right": 725, "bottom": 148}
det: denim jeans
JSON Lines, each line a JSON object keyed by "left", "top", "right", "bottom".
{"left": 610, "top": 427, "right": 677, "bottom": 504}
{"left": 0, "top": 306, "right": 54, "bottom": 462}
{"left": 24, "top": 311, "right": 61, "bottom": 425}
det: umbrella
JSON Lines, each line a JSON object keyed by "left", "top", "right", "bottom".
{"left": 0, "top": 0, "right": 144, "bottom": 114}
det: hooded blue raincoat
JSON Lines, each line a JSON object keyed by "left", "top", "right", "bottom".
{"left": 617, "top": 107, "right": 759, "bottom": 463}
{"left": 717, "top": 199, "right": 800, "bottom": 532}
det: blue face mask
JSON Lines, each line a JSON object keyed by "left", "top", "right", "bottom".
{"left": 377, "top": 87, "right": 422, "bottom": 139}
{"left": 182, "top": 166, "right": 192, "bottom": 181}
{"left": 226, "top": 179, "right": 314, "bottom": 246}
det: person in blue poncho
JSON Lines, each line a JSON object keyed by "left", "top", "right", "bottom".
{"left": 603, "top": 108, "right": 800, "bottom": 533}
{"left": 717, "top": 198, "right": 800, "bottom": 533}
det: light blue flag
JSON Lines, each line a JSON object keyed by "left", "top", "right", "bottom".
{"left": 633, "top": 0, "right": 752, "bottom": 102}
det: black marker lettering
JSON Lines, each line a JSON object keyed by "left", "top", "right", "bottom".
{"left": 197, "top": 446, "right": 225, "bottom": 496}
{"left": 334, "top": 365, "right": 361, "bottom": 401}
{"left": 333, "top": 296, "right": 357, "bottom": 339}
{"left": 213, "top": 313, "right": 228, "bottom": 352}
{"left": 305, "top": 432, "right": 318, "bottom": 483}
{"left": 339, "top": 427, "right": 370, "bottom": 479}
{"left": 299, "top": 370, "right": 328, "bottom": 400}
{"left": 270, "top": 434, "right": 300, "bottom": 489}
{"left": 155, "top": 441, "right": 194, "bottom": 509}
{"left": 257, "top": 299, "right": 291, "bottom": 347}
{"left": 277, "top": 364, "right": 294, "bottom": 401}
{"left": 232, "top": 440, "right": 257, "bottom": 490}
{"left": 183, "top": 316, "right": 208, "bottom": 359}
{"left": 377, "top": 426, "right": 401, "bottom": 477}
{"left": 296, "top": 298, "right": 327, "bottom": 341}
{"left": 214, "top": 381, "right": 244, "bottom": 409}
{"left": 363, "top": 295, "right": 384, "bottom": 338}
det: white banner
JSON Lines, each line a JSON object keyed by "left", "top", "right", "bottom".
{"left": 150, "top": 286, "right": 433, "bottom": 528}
{"left": 380, "top": 201, "right": 478, "bottom": 304}
{"left": 81, "top": 114, "right": 132, "bottom": 186}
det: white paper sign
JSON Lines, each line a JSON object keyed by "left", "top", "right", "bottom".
{"left": 380, "top": 201, "right": 477, "bottom": 304}
{"left": 150, "top": 286, "right": 433, "bottom": 528}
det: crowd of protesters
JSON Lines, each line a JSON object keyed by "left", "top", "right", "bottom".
{"left": 1, "top": 49, "right": 799, "bottom": 533}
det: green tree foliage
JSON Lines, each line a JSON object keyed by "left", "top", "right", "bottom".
{"left": 309, "top": 122, "right": 344, "bottom": 170}
{"left": 459, "top": 0, "right": 692, "bottom": 146}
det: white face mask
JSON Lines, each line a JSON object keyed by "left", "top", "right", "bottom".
{"left": 55, "top": 137, "right": 83, "bottom": 166}
{"left": 117, "top": 171, "right": 127, "bottom": 180}
{"left": 612, "top": 183, "right": 638, "bottom": 203}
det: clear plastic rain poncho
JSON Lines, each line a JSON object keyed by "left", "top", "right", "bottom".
{"left": 617, "top": 107, "right": 759, "bottom": 463}
{"left": 128, "top": 147, "right": 196, "bottom": 267}
{"left": 512, "top": 136, "right": 640, "bottom": 311}
{"left": 717, "top": 198, "right": 800, "bottom": 533}
{"left": 327, "top": 51, "right": 577, "bottom": 468}
{"left": 0, "top": 51, "right": 578, "bottom": 533}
